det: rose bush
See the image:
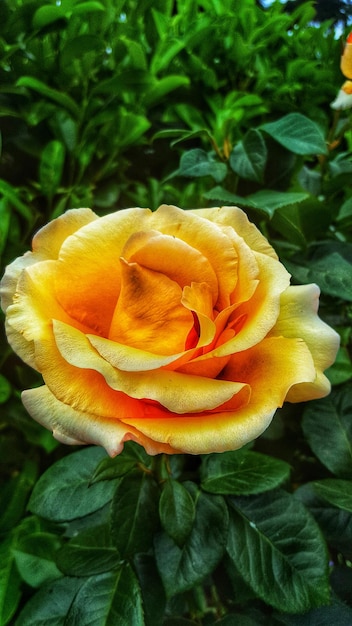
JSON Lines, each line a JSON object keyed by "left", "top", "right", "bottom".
{"left": 0, "top": 205, "right": 339, "bottom": 455}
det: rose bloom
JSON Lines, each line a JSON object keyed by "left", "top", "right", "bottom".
{"left": 1, "top": 205, "right": 339, "bottom": 455}
{"left": 331, "top": 33, "right": 352, "bottom": 110}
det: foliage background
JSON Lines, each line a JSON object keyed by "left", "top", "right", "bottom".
{"left": 0, "top": 0, "right": 352, "bottom": 624}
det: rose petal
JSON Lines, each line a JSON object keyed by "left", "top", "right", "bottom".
{"left": 341, "top": 40, "right": 352, "bottom": 79}
{"left": 3, "top": 259, "right": 94, "bottom": 369}
{"left": 22, "top": 386, "right": 177, "bottom": 456}
{"left": 269, "top": 284, "right": 340, "bottom": 401}
{"left": 49, "top": 320, "right": 250, "bottom": 414}
{"left": 32, "top": 208, "right": 98, "bottom": 259}
{"left": 88, "top": 334, "right": 185, "bottom": 371}
{"left": 149, "top": 205, "right": 239, "bottom": 309}
{"left": 123, "top": 229, "right": 218, "bottom": 304}
{"left": 191, "top": 206, "right": 279, "bottom": 260}
{"left": 109, "top": 258, "right": 193, "bottom": 354}
{"left": 119, "top": 336, "right": 315, "bottom": 454}
{"left": 55, "top": 208, "right": 152, "bottom": 336}
{"left": 195, "top": 251, "right": 290, "bottom": 359}
{"left": 1, "top": 208, "right": 97, "bottom": 315}
{"left": 1, "top": 252, "right": 36, "bottom": 313}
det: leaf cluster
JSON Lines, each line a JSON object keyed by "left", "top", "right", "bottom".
{"left": 0, "top": 413, "right": 351, "bottom": 626}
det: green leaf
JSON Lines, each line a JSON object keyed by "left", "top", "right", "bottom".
{"left": 201, "top": 450, "right": 290, "bottom": 495}
{"left": 66, "top": 565, "right": 144, "bottom": 626}
{"left": 302, "top": 388, "right": 352, "bottom": 478}
{"left": 150, "top": 38, "right": 186, "bottom": 74}
{"left": 92, "top": 441, "right": 151, "bottom": 483}
{"left": 28, "top": 447, "right": 116, "bottom": 522}
{"left": 226, "top": 489, "right": 330, "bottom": 613}
{"left": 271, "top": 203, "right": 307, "bottom": 247}
{"left": 144, "top": 76, "right": 190, "bottom": 106}
{"left": 39, "top": 140, "right": 65, "bottom": 198}
{"left": 13, "top": 532, "right": 62, "bottom": 588}
{"left": 261, "top": 113, "right": 328, "bottom": 155}
{"left": 155, "top": 485, "right": 228, "bottom": 597}
{"left": 0, "top": 200, "right": 11, "bottom": 254}
{"left": 0, "top": 374, "right": 11, "bottom": 404}
{"left": 312, "top": 479, "right": 352, "bottom": 513}
{"left": 229, "top": 129, "right": 267, "bottom": 182}
{"left": 337, "top": 196, "right": 352, "bottom": 221}
{"left": 245, "top": 190, "right": 309, "bottom": 219}
{"left": 134, "top": 554, "right": 166, "bottom": 626}
{"left": 159, "top": 479, "right": 195, "bottom": 546}
{"left": 0, "top": 460, "right": 37, "bottom": 533}
{"left": 276, "top": 600, "right": 352, "bottom": 626}
{"left": 72, "top": 1, "right": 105, "bottom": 16}
{"left": 15, "top": 576, "right": 83, "bottom": 626}
{"left": 295, "top": 483, "right": 352, "bottom": 556}
{"left": 177, "top": 149, "right": 227, "bottom": 182}
{"left": 16, "top": 77, "right": 81, "bottom": 119}
{"left": 326, "top": 346, "right": 352, "bottom": 386}
{"left": 0, "top": 534, "right": 22, "bottom": 626}
{"left": 110, "top": 471, "right": 159, "bottom": 557}
{"left": 203, "top": 186, "right": 248, "bottom": 205}
{"left": 285, "top": 252, "right": 352, "bottom": 301}
{"left": 32, "top": 5, "right": 67, "bottom": 29}
{"left": 56, "top": 544, "right": 121, "bottom": 577}
{"left": 118, "top": 111, "right": 151, "bottom": 148}
{"left": 0, "top": 179, "right": 33, "bottom": 222}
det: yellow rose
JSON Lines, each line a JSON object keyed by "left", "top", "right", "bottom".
{"left": 341, "top": 32, "right": 352, "bottom": 80}
{"left": 0, "top": 205, "right": 339, "bottom": 455}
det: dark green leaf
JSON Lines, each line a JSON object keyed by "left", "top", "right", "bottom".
{"left": 0, "top": 374, "right": 11, "bottom": 404}
{"left": 285, "top": 252, "right": 352, "bottom": 301}
{"left": 227, "top": 489, "right": 330, "bottom": 612}
{"left": 214, "top": 615, "right": 265, "bottom": 626}
{"left": 134, "top": 554, "right": 166, "bottom": 626}
{"left": 337, "top": 196, "right": 352, "bottom": 221}
{"left": 229, "top": 129, "right": 267, "bottom": 182}
{"left": 261, "top": 113, "right": 327, "bottom": 155}
{"left": 275, "top": 598, "right": 352, "bottom": 625}
{"left": 177, "top": 149, "right": 227, "bottom": 182}
{"left": 91, "top": 441, "right": 151, "bottom": 483}
{"left": 13, "top": 532, "right": 62, "bottom": 587}
{"left": 0, "top": 460, "right": 37, "bottom": 533}
{"left": 110, "top": 471, "right": 159, "bottom": 557}
{"left": 271, "top": 203, "right": 307, "bottom": 247}
{"left": 302, "top": 388, "right": 352, "bottom": 478}
{"left": 66, "top": 565, "right": 144, "bottom": 626}
{"left": 56, "top": 545, "right": 121, "bottom": 577}
{"left": 0, "top": 179, "right": 33, "bottom": 222}
{"left": 201, "top": 450, "right": 290, "bottom": 495}
{"left": 0, "top": 535, "right": 22, "bottom": 626}
{"left": 326, "top": 347, "right": 352, "bottom": 386}
{"left": 0, "top": 200, "right": 11, "bottom": 254}
{"left": 312, "top": 479, "right": 352, "bottom": 513}
{"left": 28, "top": 447, "right": 116, "bottom": 522}
{"left": 15, "top": 576, "right": 83, "bottom": 626}
{"left": 159, "top": 479, "right": 195, "bottom": 546}
{"left": 155, "top": 485, "right": 228, "bottom": 597}
{"left": 295, "top": 483, "right": 352, "bottom": 556}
